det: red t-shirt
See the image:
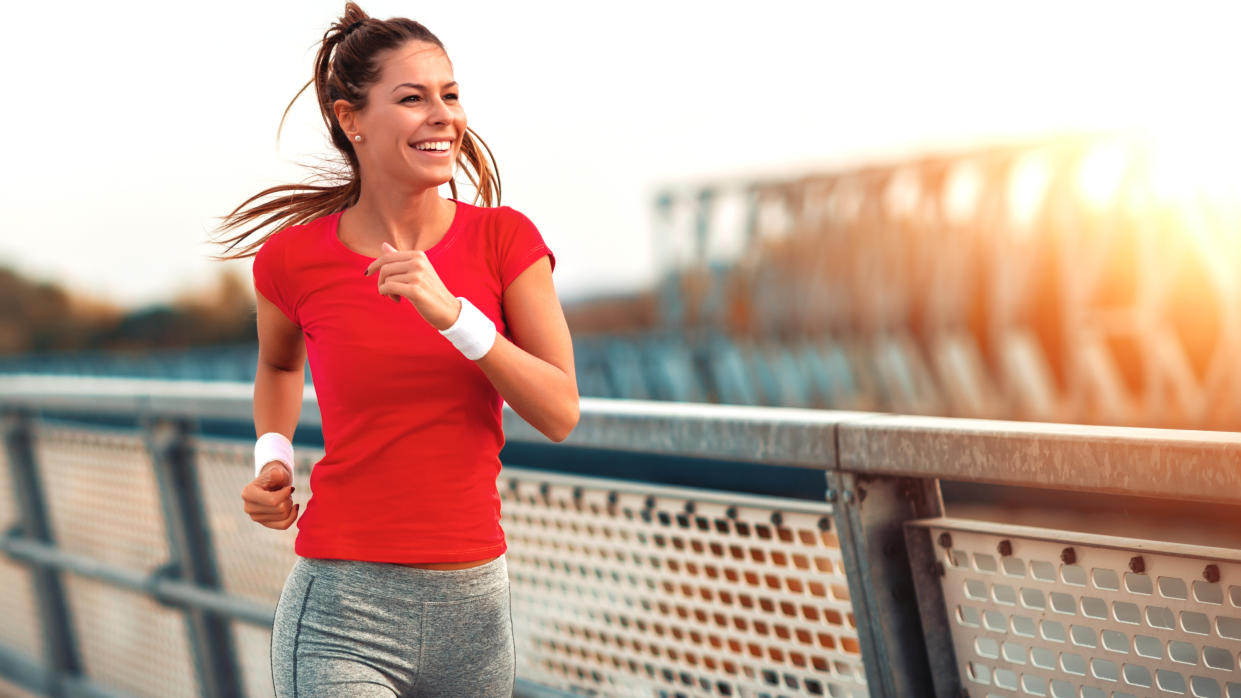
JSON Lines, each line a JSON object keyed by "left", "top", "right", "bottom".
{"left": 251, "top": 201, "right": 555, "bottom": 563}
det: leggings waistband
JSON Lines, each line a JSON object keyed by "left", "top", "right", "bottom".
{"left": 292, "top": 554, "right": 508, "bottom": 601}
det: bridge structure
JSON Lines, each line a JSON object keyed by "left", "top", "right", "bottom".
{"left": 2, "top": 375, "right": 1241, "bottom": 697}
{"left": 641, "top": 136, "right": 1241, "bottom": 429}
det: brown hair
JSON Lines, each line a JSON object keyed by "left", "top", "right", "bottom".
{"left": 210, "top": 2, "right": 500, "bottom": 260}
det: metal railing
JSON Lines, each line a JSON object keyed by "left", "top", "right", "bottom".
{"left": 2, "top": 374, "right": 1241, "bottom": 697}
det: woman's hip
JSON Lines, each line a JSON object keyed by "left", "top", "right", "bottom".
{"left": 270, "top": 553, "right": 514, "bottom": 696}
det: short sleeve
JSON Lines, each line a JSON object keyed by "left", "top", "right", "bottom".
{"left": 252, "top": 232, "right": 299, "bottom": 326}
{"left": 497, "top": 207, "right": 555, "bottom": 291}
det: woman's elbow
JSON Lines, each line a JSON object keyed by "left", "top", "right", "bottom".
{"left": 544, "top": 394, "right": 580, "bottom": 443}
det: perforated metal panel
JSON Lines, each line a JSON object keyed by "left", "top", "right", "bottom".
{"left": 919, "top": 519, "right": 1241, "bottom": 698}
{"left": 0, "top": 427, "right": 42, "bottom": 662}
{"left": 499, "top": 467, "right": 867, "bottom": 698}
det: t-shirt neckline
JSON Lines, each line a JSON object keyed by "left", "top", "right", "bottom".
{"left": 327, "top": 199, "right": 465, "bottom": 264}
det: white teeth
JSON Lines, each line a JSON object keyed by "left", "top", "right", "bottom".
{"left": 414, "top": 141, "right": 450, "bottom": 151}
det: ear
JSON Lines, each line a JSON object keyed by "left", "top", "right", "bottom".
{"left": 333, "top": 99, "right": 358, "bottom": 138}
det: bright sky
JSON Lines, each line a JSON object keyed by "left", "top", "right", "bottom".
{"left": 3, "top": 1, "right": 1240, "bottom": 308}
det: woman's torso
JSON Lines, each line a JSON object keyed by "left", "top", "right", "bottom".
{"left": 253, "top": 202, "right": 553, "bottom": 565}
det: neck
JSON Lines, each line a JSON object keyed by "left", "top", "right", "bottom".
{"left": 350, "top": 182, "right": 452, "bottom": 251}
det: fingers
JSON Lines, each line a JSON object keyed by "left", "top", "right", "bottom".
{"left": 247, "top": 479, "right": 294, "bottom": 506}
{"left": 241, "top": 481, "right": 300, "bottom": 529}
{"left": 273, "top": 504, "right": 300, "bottom": 529}
{"left": 366, "top": 253, "right": 430, "bottom": 303}
{"left": 378, "top": 269, "right": 442, "bottom": 298}
{"left": 377, "top": 267, "right": 431, "bottom": 303}
{"left": 255, "top": 503, "right": 299, "bottom": 529}
{"left": 242, "top": 482, "right": 294, "bottom": 512}
{"left": 377, "top": 276, "right": 416, "bottom": 300}
{"left": 364, "top": 249, "right": 429, "bottom": 277}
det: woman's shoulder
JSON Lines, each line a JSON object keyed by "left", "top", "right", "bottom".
{"left": 457, "top": 200, "right": 532, "bottom": 227}
{"left": 259, "top": 213, "right": 334, "bottom": 253}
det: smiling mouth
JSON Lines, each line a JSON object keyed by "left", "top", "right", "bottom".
{"left": 412, "top": 141, "right": 452, "bottom": 152}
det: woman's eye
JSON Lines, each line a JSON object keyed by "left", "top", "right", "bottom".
{"left": 401, "top": 95, "right": 421, "bottom": 103}
{"left": 445, "top": 93, "right": 459, "bottom": 101}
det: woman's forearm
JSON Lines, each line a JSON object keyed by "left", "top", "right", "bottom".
{"left": 253, "top": 362, "right": 306, "bottom": 440}
{"left": 475, "top": 334, "right": 579, "bottom": 442}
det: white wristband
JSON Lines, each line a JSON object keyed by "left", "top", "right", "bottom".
{"left": 254, "top": 432, "right": 294, "bottom": 480}
{"left": 439, "top": 297, "right": 496, "bottom": 360}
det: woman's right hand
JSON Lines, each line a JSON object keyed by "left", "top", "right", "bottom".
{"left": 242, "top": 461, "right": 299, "bottom": 530}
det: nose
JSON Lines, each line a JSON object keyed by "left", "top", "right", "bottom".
{"left": 429, "top": 96, "right": 452, "bottom": 126}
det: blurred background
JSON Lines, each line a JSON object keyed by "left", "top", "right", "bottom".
{"left": 4, "top": 0, "right": 1241, "bottom": 429}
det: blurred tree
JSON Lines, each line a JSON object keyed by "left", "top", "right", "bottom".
{"left": 0, "top": 266, "right": 256, "bottom": 355}
{"left": 0, "top": 262, "right": 644, "bottom": 358}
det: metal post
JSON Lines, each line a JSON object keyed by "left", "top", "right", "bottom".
{"left": 1, "top": 409, "right": 82, "bottom": 697}
{"left": 143, "top": 415, "right": 243, "bottom": 698}
{"left": 902, "top": 523, "right": 962, "bottom": 697}
{"left": 831, "top": 471, "right": 944, "bottom": 697}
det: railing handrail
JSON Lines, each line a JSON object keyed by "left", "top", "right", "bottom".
{"left": 3, "top": 374, "right": 1241, "bottom": 503}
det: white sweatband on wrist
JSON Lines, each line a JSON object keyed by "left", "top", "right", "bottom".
{"left": 254, "top": 432, "right": 294, "bottom": 480}
{"left": 439, "top": 296, "right": 496, "bottom": 360}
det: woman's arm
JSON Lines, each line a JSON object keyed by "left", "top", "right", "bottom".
{"left": 253, "top": 291, "right": 306, "bottom": 441}
{"left": 243, "top": 291, "right": 305, "bottom": 530}
{"left": 474, "top": 256, "right": 579, "bottom": 442}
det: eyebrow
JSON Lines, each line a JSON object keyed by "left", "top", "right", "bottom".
{"left": 391, "top": 81, "right": 458, "bottom": 93}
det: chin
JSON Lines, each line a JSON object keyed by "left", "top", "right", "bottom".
{"left": 426, "top": 175, "right": 454, "bottom": 192}
{"left": 393, "top": 169, "right": 454, "bottom": 191}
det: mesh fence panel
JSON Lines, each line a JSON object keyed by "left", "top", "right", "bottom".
{"left": 32, "top": 425, "right": 194, "bottom": 695}
{"left": 193, "top": 435, "right": 312, "bottom": 697}
{"left": 925, "top": 521, "right": 1241, "bottom": 698}
{"left": 63, "top": 575, "right": 197, "bottom": 697}
{"left": 0, "top": 426, "right": 42, "bottom": 662}
{"left": 499, "top": 468, "right": 866, "bottom": 698}
{"left": 233, "top": 621, "right": 277, "bottom": 698}
{"left": 0, "top": 674, "right": 42, "bottom": 698}
{"left": 193, "top": 435, "right": 304, "bottom": 602}
{"left": 33, "top": 425, "right": 170, "bottom": 570}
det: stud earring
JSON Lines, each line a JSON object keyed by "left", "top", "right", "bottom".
{"left": 354, "top": 135, "right": 362, "bottom": 143}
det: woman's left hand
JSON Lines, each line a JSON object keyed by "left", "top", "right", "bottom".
{"left": 364, "top": 242, "right": 461, "bottom": 330}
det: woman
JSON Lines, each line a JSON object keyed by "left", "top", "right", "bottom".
{"left": 212, "top": 3, "right": 578, "bottom": 695}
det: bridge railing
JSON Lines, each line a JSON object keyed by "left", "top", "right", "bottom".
{"left": 2, "top": 375, "right": 1240, "bottom": 698}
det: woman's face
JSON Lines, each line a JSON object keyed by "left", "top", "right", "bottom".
{"left": 343, "top": 41, "right": 466, "bottom": 191}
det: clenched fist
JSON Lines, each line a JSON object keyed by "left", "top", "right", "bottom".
{"left": 364, "top": 241, "right": 462, "bottom": 330}
{"left": 242, "top": 461, "right": 299, "bottom": 530}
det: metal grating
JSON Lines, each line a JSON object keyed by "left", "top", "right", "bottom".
{"left": 0, "top": 427, "right": 42, "bottom": 663}
{"left": 33, "top": 425, "right": 171, "bottom": 570}
{"left": 920, "top": 518, "right": 1241, "bottom": 698}
{"left": 499, "top": 466, "right": 866, "bottom": 698}
{"left": 63, "top": 574, "right": 197, "bottom": 698}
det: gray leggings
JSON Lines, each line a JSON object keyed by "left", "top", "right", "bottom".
{"left": 270, "top": 554, "right": 515, "bottom": 697}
